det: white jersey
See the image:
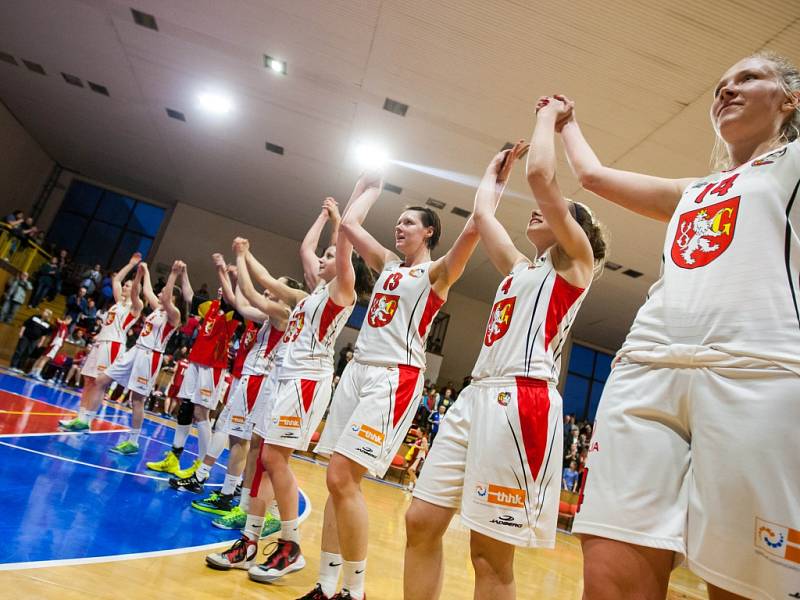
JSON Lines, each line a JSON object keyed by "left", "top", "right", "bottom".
{"left": 95, "top": 301, "right": 138, "bottom": 344}
{"left": 621, "top": 140, "right": 800, "bottom": 374}
{"left": 354, "top": 260, "right": 444, "bottom": 369}
{"left": 472, "top": 255, "right": 588, "bottom": 383}
{"left": 279, "top": 282, "right": 353, "bottom": 380}
{"left": 243, "top": 320, "right": 286, "bottom": 377}
{"left": 136, "top": 309, "right": 177, "bottom": 353}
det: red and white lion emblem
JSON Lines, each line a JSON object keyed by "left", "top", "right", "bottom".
{"left": 484, "top": 297, "right": 515, "bottom": 346}
{"left": 367, "top": 293, "right": 399, "bottom": 328}
{"left": 671, "top": 197, "right": 739, "bottom": 269}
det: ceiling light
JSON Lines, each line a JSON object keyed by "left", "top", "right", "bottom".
{"left": 198, "top": 92, "right": 233, "bottom": 114}
{"left": 264, "top": 55, "right": 286, "bottom": 75}
{"left": 353, "top": 142, "right": 389, "bottom": 170}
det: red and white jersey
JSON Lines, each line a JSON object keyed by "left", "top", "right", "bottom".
{"left": 189, "top": 299, "right": 238, "bottom": 369}
{"left": 244, "top": 320, "right": 286, "bottom": 377}
{"left": 169, "top": 358, "right": 190, "bottom": 392}
{"left": 472, "top": 255, "right": 588, "bottom": 383}
{"left": 280, "top": 282, "right": 353, "bottom": 380}
{"left": 622, "top": 140, "right": 800, "bottom": 374}
{"left": 51, "top": 321, "right": 69, "bottom": 347}
{"left": 136, "top": 309, "right": 177, "bottom": 353}
{"left": 231, "top": 321, "right": 260, "bottom": 379}
{"left": 354, "top": 260, "right": 444, "bottom": 369}
{"left": 95, "top": 301, "right": 138, "bottom": 344}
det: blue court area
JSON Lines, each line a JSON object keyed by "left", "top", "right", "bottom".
{"left": 0, "top": 370, "right": 309, "bottom": 568}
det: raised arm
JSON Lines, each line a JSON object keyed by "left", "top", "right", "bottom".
{"left": 232, "top": 283, "right": 269, "bottom": 323}
{"left": 339, "top": 171, "right": 396, "bottom": 273}
{"left": 140, "top": 263, "right": 160, "bottom": 310}
{"left": 329, "top": 189, "right": 363, "bottom": 308}
{"left": 213, "top": 253, "right": 237, "bottom": 306}
{"left": 240, "top": 239, "right": 306, "bottom": 307}
{"left": 300, "top": 199, "right": 337, "bottom": 291}
{"left": 130, "top": 263, "right": 145, "bottom": 316}
{"left": 460, "top": 141, "right": 530, "bottom": 278}
{"left": 112, "top": 252, "right": 141, "bottom": 302}
{"left": 526, "top": 97, "right": 595, "bottom": 287}
{"left": 557, "top": 96, "right": 695, "bottom": 222}
{"left": 179, "top": 263, "right": 194, "bottom": 305}
{"left": 162, "top": 261, "right": 182, "bottom": 326}
{"left": 234, "top": 240, "right": 292, "bottom": 324}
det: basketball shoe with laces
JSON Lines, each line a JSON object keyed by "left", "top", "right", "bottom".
{"left": 205, "top": 536, "right": 258, "bottom": 570}
{"left": 296, "top": 584, "right": 332, "bottom": 600}
{"left": 248, "top": 539, "right": 305, "bottom": 583}
{"left": 169, "top": 472, "right": 205, "bottom": 493}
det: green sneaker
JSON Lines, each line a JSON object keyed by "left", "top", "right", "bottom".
{"left": 192, "top": 491, "right": 235, "bottom": 515}
{"left": 109, "top": 440, "right": 139, "bottom": 455}
{"left": 212, "top": 506, "right": 246, "bottom": 530}
{"left": 173, "top": 458, "right": 201, "bottom": 479}
{"left": 260, "top": 514, "right": 281, "bottom": 539}
{"left": 58, "top": 418, "right": 90, "bottom": 432}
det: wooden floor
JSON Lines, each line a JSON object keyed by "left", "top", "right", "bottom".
{"left": 3, "top": 457, "right": 709, "bottom": 599}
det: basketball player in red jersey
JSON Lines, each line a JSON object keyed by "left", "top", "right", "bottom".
{"left": 146, "top": 261, "right": 239, "bottom": 477}
{"left": 560, "top": 53, "right": 800, "bottom": 600}
{"left": 59, "top": 253, "right": 143, "bottom": 431}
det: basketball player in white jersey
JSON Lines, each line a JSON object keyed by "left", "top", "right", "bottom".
{"left": 404, "top": 121, "right": 606, "bottom": 597}
{"left": 293, "top": 174, "right": 490, "bottom": 600}
{"left": 557, "top": 53, "right": 800, "bottom": 600}
{"left": 28, "top": 314, "right": 72, "bottom": 381}
{"left": 60, "top": 253, "right": 143, "bottom": 432}
{"left": 227, "top": 192, "right": 372, "bottom": 583}
{"left": 100, "top": 261, "right": 183, "bottom": 455}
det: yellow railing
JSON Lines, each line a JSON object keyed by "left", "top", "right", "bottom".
{"left": 0, "top": 224, "right": 51, "bottom": 275}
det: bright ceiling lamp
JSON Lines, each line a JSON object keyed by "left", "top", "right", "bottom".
{"left": 353, "top": 141, "right": 389, "bottom": 170}
{"left": 198, "top": 92, "right": 233, "bottom": 114}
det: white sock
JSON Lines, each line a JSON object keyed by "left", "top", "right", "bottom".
{"left": 207, "top": 429, "right": 227, "bottom": 459}
{"left": 281, "top": 518, "right": 299, "bottom": 543}
{"left": 318, "top": 551, "right": 342, "bottom": 597}
{"left": 239, "top": 489, "right": 251, "bottom": 512}
{"left": 221, "top": 473, "right": 238, "bottom": 495}
{"left": 244, "top": 514, "right": 264, "bottom": 542}
{"left": 196, "top": 462, "right": 212, "bottom": 481}
{"left": 173, "top": 424, "right": 191, "bottom": 449}
{"left": 196, "top": 419, "right": 212, "bottom": 460}
{"left": 127, "top": 428, "right": 141, "bottom": 445}
{"left": 342, "top": 559, "right": 366, "bottom": 599}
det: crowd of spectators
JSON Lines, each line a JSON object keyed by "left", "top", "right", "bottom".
{"left": 561, "top": 414, "right": 593, "bottom": 493}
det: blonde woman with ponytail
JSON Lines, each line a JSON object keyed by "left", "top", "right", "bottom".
{"left": 559, "top": 53, "right": 800, "bottom": 600}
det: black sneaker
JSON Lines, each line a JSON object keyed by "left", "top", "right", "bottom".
{"left": 247, "top": 539, "right": 306, "bottom": 583}
{"left": 191, "top": 492, "right": 235, "bottom": 515}
{"left": 169, "top": 473, "right": 205, "bottom": 493}
{"left": 297, "top": 584, "right": 332, "bottom": 600}
{"left": 333, "top": 592, "right": 364, "bottom": 599}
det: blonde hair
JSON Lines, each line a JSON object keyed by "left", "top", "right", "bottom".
{"left": 711, "top": 52, "right": 800, "bottom": 171}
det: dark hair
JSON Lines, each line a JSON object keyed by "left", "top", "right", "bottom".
{"left": 172, "top": 288, "right": 186, "bottom": 323}
{"left": 283, "top": 277, "right": 304, "bottom": 291}
{"left": 405, "top": 206, "right": 441, "bottom": 250}
{"left": 352, "top": 254, "right": 375, "bottom": 299}
{"left": 568, "top": 202, "right": 608, "bottom": 272}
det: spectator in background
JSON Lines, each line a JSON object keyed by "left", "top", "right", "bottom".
{"left": 65, "top": 286, "right": 88, "bottom": 325}
{"left": 63, "top": 346, "right": 88, "bottom": 388}
{"left": 563, "top": 460, "right": 580, "bottom": 492}
{"left": 98, "top": 272, "right": 114, "bottom": 309}
{"left": 337, "top": 342, "right": 354, "bottom": 376}
{"left": 427, "top": 404, "right": 446, "bottom": 443}
{"left": 4, "top": 210, "right": 24, "bottom": 228}
{"left": 67, "top": 327, "right": 87, "bottom": 347}
{"left": 9, "top": 308, "right": 52, "bottom": 372}
{"left": 30, "top": 256, "right": 60, "bottom": 308}
{"left": 78, "top": 298, "right": 97, "bottom": 329}
{"left": 79, "top": 264, "right": 102, "bottom": 296}
{"left": 564, "top": 442, "right": 580, "bottom": 468}
{"left": 0, "top": 272, "right": 33, "bottom": 323}
{"left": 437, "top": 387, "right": 455, "bottom": 412}
{"left": 52, "top": 249, "right": 69, "bottom": 299}
{"left": 190, "top": 282, "right": 209, "bottom": 313}
{"left": 86, "top": 316, "right": 103, "bottom": 340}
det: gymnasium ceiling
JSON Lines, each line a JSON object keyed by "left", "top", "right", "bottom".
{"left": 0, "top": 0, "right": 798, "bottom": 351}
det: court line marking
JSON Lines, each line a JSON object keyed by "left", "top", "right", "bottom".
{"left": 0, "top": 440, "right": 222, "bottom": 487}
{"left": 0, "top": 489, "right": 312, "bottom": 571}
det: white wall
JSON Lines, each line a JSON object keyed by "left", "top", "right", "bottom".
{"left": 151, "top": 202, "right": 305, "bottom": 294}
{"left": 435, "top": 290, "right": 492, "bottom": 387}
{"left": 0, "top": 101, "right": 53, "bottom": 218}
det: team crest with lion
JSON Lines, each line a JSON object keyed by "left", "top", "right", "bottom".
{"left": 671, "top": 197, "right": 739, "bottom": 269}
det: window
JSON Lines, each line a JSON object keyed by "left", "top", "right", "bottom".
{"left": 563, "top": 343, "right": 614, "bottom": 422}
{"left": 47, "top": 180, "right": 165, "bottom": 270}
